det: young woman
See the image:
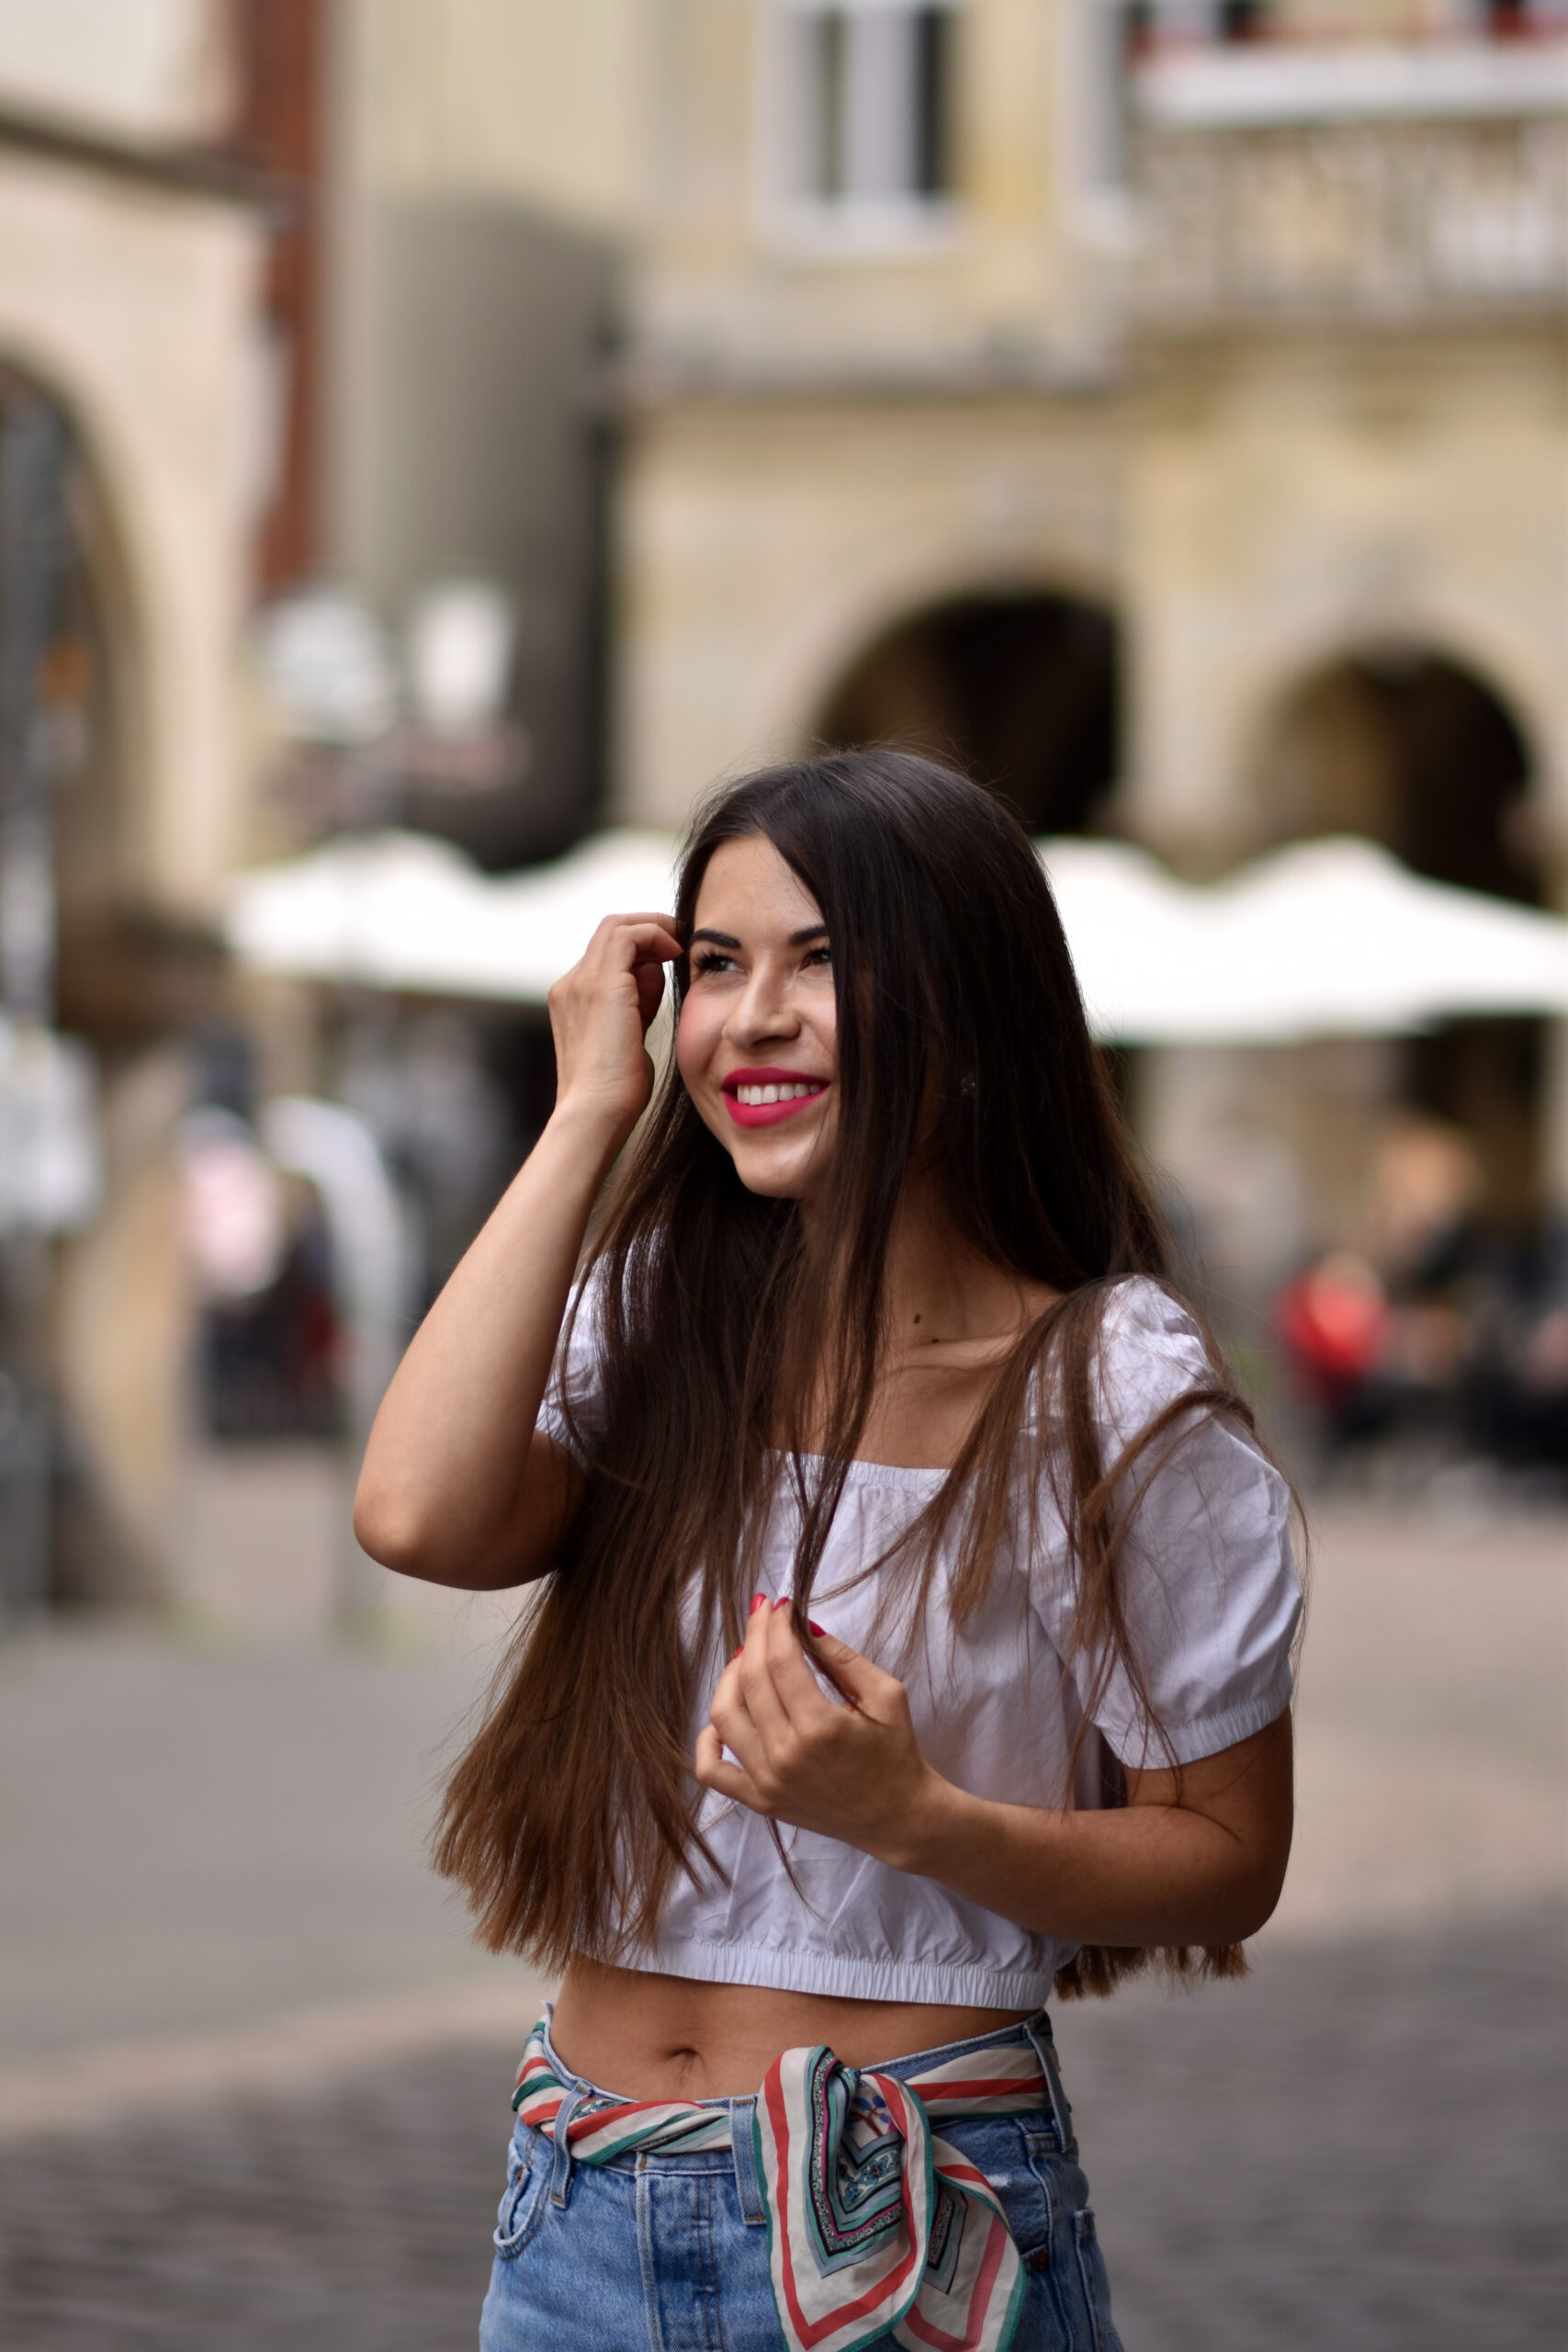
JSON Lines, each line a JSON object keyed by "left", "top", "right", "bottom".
{"left": 355, "top": 751, "right": 1301, "bottom": 2352}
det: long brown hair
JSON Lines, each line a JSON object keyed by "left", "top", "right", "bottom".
{"left": 436, "top": 750, "right": 1279, "bottom": 1996}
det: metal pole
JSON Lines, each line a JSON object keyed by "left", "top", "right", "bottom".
{"left": 0, "top": 392, "right": 69, "bottom": 1621}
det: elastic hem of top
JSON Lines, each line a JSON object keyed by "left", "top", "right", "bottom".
{"left": 1098, "top": 1665, "right": 1294, "bottom": 1770}
{"left": 630, "top": 1936, "right": 1066, "bottom": 2012}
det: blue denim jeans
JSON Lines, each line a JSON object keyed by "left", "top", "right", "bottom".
{"left": 479, "top": 2013, "right": 1123, "bottom": 2352}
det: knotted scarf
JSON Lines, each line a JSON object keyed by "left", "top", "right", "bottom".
{"left": 513, "top": 2018, "right": 1050, "bottom": 2352}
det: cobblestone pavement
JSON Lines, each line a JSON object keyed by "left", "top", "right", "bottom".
{"left": 1054, "top": 1899, "right": 1568, "bottom": 2352}
{"left": 1, "top": 1500, "right": 1562, "bottom": 2349}
{"left": 3, "top": 1901, "right": 1562, "bottom": 2352}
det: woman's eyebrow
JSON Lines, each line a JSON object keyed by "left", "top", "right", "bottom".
{"left": 687, "top": 923, "right": 829, "bottom": 948}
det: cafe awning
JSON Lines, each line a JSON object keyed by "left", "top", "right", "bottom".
{"left": 227, "top": 826, "right": 1568, "bottom": 1046}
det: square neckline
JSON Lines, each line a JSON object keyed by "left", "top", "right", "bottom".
{"left": 765, "top": 1446, "right": 951, "bottom": 1491}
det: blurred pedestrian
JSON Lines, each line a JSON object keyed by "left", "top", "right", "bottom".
{"left": 355, "top": 752, "right": 1302, "bottom": 2352}
{"left": 1274, "top": 1247, "right": 1393, "bottom": 1453}
{"left": 1366, "top": 1110, "right": 1483, "bottom": 1296}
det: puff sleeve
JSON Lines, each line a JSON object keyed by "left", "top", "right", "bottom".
{"left": 1032, "top": 1280, "right": 1302, "bottom": 1769}
{"left": 536, "top": 1261, "right": 613, "bottom": 1468}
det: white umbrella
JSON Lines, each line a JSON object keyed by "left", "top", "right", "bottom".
{"left": 1190, "top": 835, "right": 1568, "bottom": 1043}
{"left": 227, "top": 827, "right": 678, "bottom": 1002}
{"left": 1034, "top": 837, "right": 1213, "bottom": 1044}
{"left": 228, "top": 826, "right": 1195, "bottom": 1037}
{"left": 227, "top": 826, "right": 1568, "bottom": 1046}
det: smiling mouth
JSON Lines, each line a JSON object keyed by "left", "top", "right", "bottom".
{"left": 721, "top": 1069, "right": 829, "bottom": 1129}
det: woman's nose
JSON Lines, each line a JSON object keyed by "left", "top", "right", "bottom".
{"left": 728, "top": 967, "right": 799, "bottom": 1044}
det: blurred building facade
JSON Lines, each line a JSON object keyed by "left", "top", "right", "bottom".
{"left": 583, "top": 0, "right": 1568, "bottom": 1267}
{"left": 348, "top": 2, "right": 1566, "bottom": 1252}
{"left": 0, "top": 0, "right": 276, "bottom": 1602}
{"left": 2, "top": 1, "right": 1565, "bottom": 1610}
{"left": 319, "top": 2, "right": 616, "bottom": 870}
{"left": 292, "top": 0, "right": 1568, "bottom": 1481}
{"left": 0, "top": 1, "right": 267, "bottom": 946}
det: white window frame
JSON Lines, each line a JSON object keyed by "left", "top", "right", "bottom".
{"left": 754, "top": 0, "right": 967, "bottom": 256}
{"left": 1057, "top": 2, "right": 1147, "bottom": 248}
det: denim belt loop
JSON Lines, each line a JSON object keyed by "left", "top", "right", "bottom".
{"left": 1024, "top": 2011, "right": 1076, "bottom": 2154}
{"left": 549, "top": 2086, "right": 587, "bottom": 2209}
{"left": 728, "top": 2096, "right": 769, "bottom": 2226}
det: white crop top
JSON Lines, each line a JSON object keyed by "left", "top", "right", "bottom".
{"left": 538, "top": 1271, "right": 1301, "bottom": 2010}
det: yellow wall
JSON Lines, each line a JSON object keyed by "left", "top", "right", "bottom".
{"left": 0, "top": 0, "right": 232, "bottom": 148}
{"left": 342, "top": 0, "right": 651, "bottom": 231}
{"left": 0, "top": 150, "right": 264, "bottom": 919}
{"left": 614, "top": 388, "right": 1124, "bottom": 823}
{"left": 1124, "top": 330, "right": 1568, "bottom": 874}
{"left": 632, "top": 0, "right": 1086, "bottom": 372}
{"left": 343, "top": 3, "right": 1096, "bottom": 369}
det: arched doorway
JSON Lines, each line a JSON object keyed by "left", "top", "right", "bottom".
{"left": 815, "top": 588, "right": 1121, "bottom": 836}
{"left": 0, "top": 368, "right": 145, "bottom": 1609}
{"left": 1260, "top": 649, "right": 1536, "bottom": 903}
{"left": 41, "top": 435, "right": 129, "bottom": 1012}
{"left": 1258, "top": 647, "right": 1545, "bottom": 1225}
{"left": 0, "top": 366, "right": 133, "bottom": 1033}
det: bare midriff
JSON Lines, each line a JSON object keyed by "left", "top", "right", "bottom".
{"left": 550, "top": 1953, "right": 1032, "bottom": 2102}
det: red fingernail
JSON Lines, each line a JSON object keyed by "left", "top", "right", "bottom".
{"left": 732, "top": 1646, "right": 744, "bottom": 1659}
{"left": 808, "top": 1621, "right": 826, "bottom": 1637}
{"left": 750, "top": 1594, "right": 768, "bottom": 1614}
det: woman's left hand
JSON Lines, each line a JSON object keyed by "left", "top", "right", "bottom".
{"left": 693, "top": 1599, "right": 946, "bottom": 1867}
{"left": 694, "top": 1600, "right": 1295, "bottom": 1950}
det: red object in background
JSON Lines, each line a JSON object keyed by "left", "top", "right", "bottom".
{"left": 231, "top": 0, "right": 323, "bottom": 593}
{"left": 1275, "top": 1256, "right": 1392, "bottom": 1402}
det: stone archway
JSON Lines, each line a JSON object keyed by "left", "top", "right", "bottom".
{"left": 814, "top": 586, "right": 1122, "bottom": 836}
{"left": 0, "top": 358, "right": 202, "bottom": 1057}
{"left": 1258, "top": 645, "right": 1547, "bottom": 1227}
{"left": 0, "top": 370, "right": 129, "bottom": 1007}
{"left": 0, "top": 362, "right": 175, "bottom": 1607}
{"left": 1258, "top": 649, "right": 1538, "bottom": 906}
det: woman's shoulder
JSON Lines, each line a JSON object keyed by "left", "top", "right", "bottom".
{"left": 1017, "top": 1275, "right": 1217, "bottom": 1453}
{"left": 1086, "top": 1276, "right": 1224, "bottom": 1442}
{"left": 1096, "top": 1272, "right": 1212, "bottom": 1370}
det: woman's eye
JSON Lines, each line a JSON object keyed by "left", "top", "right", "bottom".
{"left": 806, "top": 945, "right": 832, "bottom": 967}
{"left": 692, "top": 951, "right": 736, "bottom": 977}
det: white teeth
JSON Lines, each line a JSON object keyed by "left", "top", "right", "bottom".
{"left": 735, "top": 1081, "right": 822, "bottom": 1106}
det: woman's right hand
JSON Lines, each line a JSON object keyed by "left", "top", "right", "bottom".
{"left": 547, "top": 911, "right": 684, "bottom": 1145}
{"left": 357, "top": 904, "right": 684, "bottom": 1590}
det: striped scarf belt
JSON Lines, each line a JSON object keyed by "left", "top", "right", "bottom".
{"left": 513, "top": 2017, "right": 1051, "bottom": 2352}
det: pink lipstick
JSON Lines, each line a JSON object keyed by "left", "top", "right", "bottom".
{"left": 721, "top": 1066, "right": 829, "bottom": 1129}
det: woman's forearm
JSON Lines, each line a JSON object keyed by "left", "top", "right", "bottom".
{"left": 699, "top": 1609, "right": 1295, "bottom": 1952}
{"left": 889, "top": 1718, "right": 1293, "bottom": 1950}
{"left": 353, "top": 1101, "right": 621, "bottom": 1584}
{"left": 891, "top": 1785, "right": 1275, "bottom": 1948}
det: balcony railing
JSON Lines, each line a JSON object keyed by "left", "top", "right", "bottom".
{"left": 1126, "top": 40, "right": 1568, "bottom": 327}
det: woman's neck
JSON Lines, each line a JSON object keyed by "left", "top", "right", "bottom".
{"left": 876, "top": 1181, "right": 1043, "bottom": 1351}
{"left": 787, "top": 1179, "right": 1058, "bottom": 1464}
